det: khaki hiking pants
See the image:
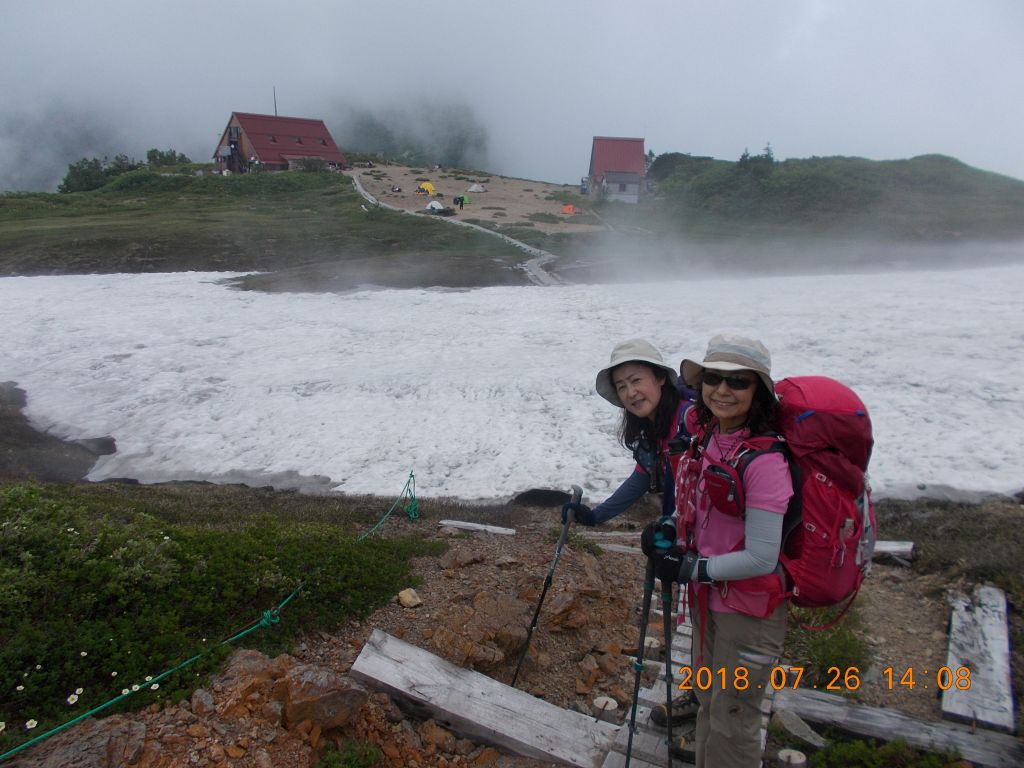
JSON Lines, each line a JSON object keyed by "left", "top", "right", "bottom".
{"left": 691, "top": 604, "right": 786, "bottom": 768}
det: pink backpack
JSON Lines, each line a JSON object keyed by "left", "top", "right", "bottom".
{"left": 678, "top": 376, "right": 876, "bottom": 620}
{"left": 774, "top": 376, "right": 876, "bottom": 612}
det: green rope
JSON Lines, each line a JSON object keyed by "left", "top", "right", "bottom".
{"left": 357, "top": 470, "right": 418, "bottom": 540}
{"left": 0, "top": 583, "right": 304, "bottom": 764}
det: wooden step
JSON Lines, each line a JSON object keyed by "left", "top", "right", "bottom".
{"left": 350, "top": 629, "right": 618, "bottom": 767}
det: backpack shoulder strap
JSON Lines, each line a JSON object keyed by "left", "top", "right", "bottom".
{"left": 735, "top": 433, "right": 802, "bottom": 541}
{"left": 734, "top": 434, "right": 787, "bottom": 470}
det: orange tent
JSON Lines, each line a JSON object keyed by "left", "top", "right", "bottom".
{"left": 562, "top": 204, "right": 576, "bottom": 215}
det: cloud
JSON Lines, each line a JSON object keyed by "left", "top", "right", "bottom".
{"left": 2, "top": 1, "right": 1023, "bottom": 192}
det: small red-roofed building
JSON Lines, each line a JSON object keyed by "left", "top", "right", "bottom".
{"left": 587, "top": 136, "right": 646, "bottom": 203}
{"left": 213, "top": 112, "right": 346, "bottom": 174}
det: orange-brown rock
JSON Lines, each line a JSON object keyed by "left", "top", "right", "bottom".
{"left": 418, "top": 719, "right": 457, "bottom": 753}
{"left": 277, "top": 664, "right": 368, "bottom": 731}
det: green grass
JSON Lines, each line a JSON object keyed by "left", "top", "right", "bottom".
{"left": 2, "top": 154, "right": 1021, "bottom": 283}
{"left": 784, "top": 607, "right": 871, "bottom": 688}
{"left": 806, "top": 737, "right": 957, "bottom": 767}
{"left": 526, "top": 212, "right": 561, "bottom": 224}
{"left": 0, "top": 170, "right": 523, "bottom": 276}
{"left": 315, "top": 740, "right": 382, "bottom": 767}
{"left": 0, "top": 481, "right": 447, "bottom": 755}
{"left": 642, "top": 153, "right": 1024, "bottom": 240}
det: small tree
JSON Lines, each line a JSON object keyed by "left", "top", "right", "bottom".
{"left": 58, "top": 157, "right": 108, "bottom": 193}
{"left": 737, "top": 143, "right": 774, "bottom": 180}
{"left": 146, "top": 148, "right": 192, "bottom": 166}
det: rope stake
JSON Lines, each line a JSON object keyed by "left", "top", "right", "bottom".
{"left": 357, "top": 470, "right": 418, "bottom": 540}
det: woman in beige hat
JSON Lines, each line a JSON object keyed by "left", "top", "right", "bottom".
{"left": 647, "top": 334, "right": 794, "bottom": 768}
{"left": 562, "top": 338, "right": 695, "bottom": 526}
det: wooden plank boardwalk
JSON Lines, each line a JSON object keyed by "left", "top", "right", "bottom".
{"left": 777, "top": 687, "right": 1024, "bottom": 768}
{"left": 943, "top": 585, "right": 1016, "bottom": 732}
{"left": 600, "top": 608, "right": 774, "bottom": 767}
{"left": 349, "top": 532, "right": 1019, "bottom": 767}
{"left": 582, "top": 532, "right": 1021, "bottom": 768}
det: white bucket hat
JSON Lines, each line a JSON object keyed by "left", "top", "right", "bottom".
{"left": 681, "top": 334, "right": 775, "bottom": 397}
{"left": 595, "top": 338, "right": 678, "bottom": 407}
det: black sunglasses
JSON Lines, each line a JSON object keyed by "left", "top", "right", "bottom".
{"left": 701, "top": 371, "right": 757, "bottom": 390}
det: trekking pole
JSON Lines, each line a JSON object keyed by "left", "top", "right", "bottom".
{"left": 661, "top": 577, "right": 675, "bottom": 767}
{"left": 511, "top": 484, "right": 582, "bottom": 687}
{"left": 625, "top": 556, "right": 656, "bottom": 768}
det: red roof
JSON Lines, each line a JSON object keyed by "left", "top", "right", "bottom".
{"left": 589, "top": 136, "right": 646, "bottom": 181}
{"left": 225, "top": 112, "right": 345, "bottom": 165}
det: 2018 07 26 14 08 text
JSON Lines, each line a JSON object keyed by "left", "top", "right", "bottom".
{"left": 675, "top": 665, "right": 973, "bottom": 692}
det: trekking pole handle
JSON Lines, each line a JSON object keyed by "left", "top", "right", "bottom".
{"left": 557, "top": 484, "right": 583, "bottom": 550}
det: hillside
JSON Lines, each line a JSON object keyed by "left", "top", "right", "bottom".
{"left": 642, "top": 152, "right": 1024, "bottom": 239}
{"left": 1, "top": 154, "right": 1023, "bottom": 285}
{"left": 0, "top": 170, "right": 529, "bottom": 285}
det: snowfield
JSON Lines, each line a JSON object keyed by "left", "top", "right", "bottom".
{"left": 2, "top": 263, "right": 1022, "bottom": 502}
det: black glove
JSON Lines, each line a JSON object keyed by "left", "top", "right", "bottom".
{"left": 640, "top": 517, "right": 677, "bottom": 557}
{"left": 654, "top": 548, "right": 700, "bottom": 584}
{"left": 561, "top": 501, "right": 595, "bottom": 526}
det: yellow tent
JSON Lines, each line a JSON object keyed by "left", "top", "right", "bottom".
{"left": 418, "top": 181, "right": 436, "bottom": 195}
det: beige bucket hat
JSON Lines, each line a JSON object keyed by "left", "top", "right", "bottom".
{"left": 595, "top": 338, "right": 678, "bottom": 407}
{"left": 680, "top": 334, "right": 775, "bottom": 397}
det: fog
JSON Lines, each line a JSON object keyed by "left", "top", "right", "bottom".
{"left": 558, "top": 237, "right": 1024, "bottom": 285}
{"left": 2, "top": 1, "right": 1023, "bottom": 191}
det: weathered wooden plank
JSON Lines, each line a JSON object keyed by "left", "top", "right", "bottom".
{"left": 874, "top": 540, "right": 915, "bottom": 559}
{"left": 775, "top": 687, "right": 1024, "bottom": 768}
{"left": 943, "top": 586, "right": 1016, "bottom": 732}
{"left": 606, "top": 726, "right": 673, "bottom": 766}
{"left": 584, "top": 534, "right": 913, "bottom": 563}
{"left": 350, "top": 629, "right": 618, "bottom": 767}
{"left": 437, "top": 519, "right": 516, "bottom": 535}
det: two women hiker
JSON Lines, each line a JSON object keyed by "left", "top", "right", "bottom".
{"left": 567, "top": 335, "right": 792, "bottom": 768}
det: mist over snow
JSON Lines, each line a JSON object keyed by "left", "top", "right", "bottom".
{"left": 2, "top": 1, "right": 1024, "bottom": 191}
{"left": 2, "top": 264, "right": 1022, "bottom": 502}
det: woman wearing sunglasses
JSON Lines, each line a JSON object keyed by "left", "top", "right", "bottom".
{"left": 660, "top": 334, "right": 794, "bottom": 768}
{"left": 562, "top": 338, "right": 694, "bottom": 526}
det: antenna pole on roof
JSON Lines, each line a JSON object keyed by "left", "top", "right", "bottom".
{"left": 273, "top": 86, "right": 277, "bottom": 116}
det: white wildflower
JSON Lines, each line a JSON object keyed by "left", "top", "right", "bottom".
{"left": 144, "top": 676, "right": 152, "bottom": 682}
{"left": 66, "top": 694, "right": 79, "bottom": 705}
{"left": 0, "top": 722, "right": 5, "bottom": 733}
{"left": 131, "top": 684, "right": 139, "bottom": 692}
{"left": 16, "top": 685, "right": 24, "bottom": 692}
{"left": 80, "top": 651, "right": 87, "bottom": 657}
{"left": 121, "top": 689, "right": 129, "bottom": 696}
{"left": 111, "top": 671, "right": 118, "bottom": 677}
{"left": 25, "top": 719, "right": 37, "bottom": 729}
{"left": 75, "top": 687, "right": 83, "bottom": 695}
{"left": 150, "top": 683, "right": 159, "bottom": 691}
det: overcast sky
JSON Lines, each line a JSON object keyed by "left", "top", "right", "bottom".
{"left": 2, "top": 1, "right": 1022, "bottom": 191}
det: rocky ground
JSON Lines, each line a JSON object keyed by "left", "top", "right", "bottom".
{"left": 2, "top": 384, "right": 1018, "bottom": 767}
